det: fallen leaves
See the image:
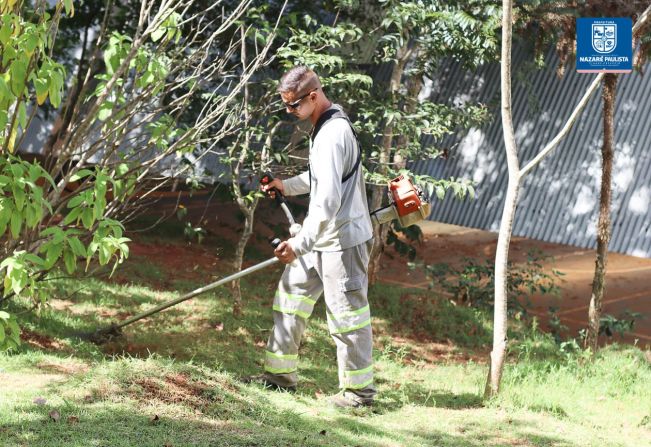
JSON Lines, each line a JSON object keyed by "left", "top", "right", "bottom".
{"left": 33, "top": 397, "right": 47, "bottom": 405}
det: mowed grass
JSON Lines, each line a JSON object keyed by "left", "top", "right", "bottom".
{"left": 1, "top": 233, "right": 650, "bottom": 447}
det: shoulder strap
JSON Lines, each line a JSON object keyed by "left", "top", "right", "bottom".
{"left": 309, "top": 108, "right": 361, "bottom": 184}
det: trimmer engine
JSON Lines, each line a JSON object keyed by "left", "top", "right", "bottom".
{"left": 370, "top": 175, "right": 432, "bottom": 227}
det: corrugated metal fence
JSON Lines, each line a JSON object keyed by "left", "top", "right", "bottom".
{"left": 410, "top": 46, "right": 651, "bottom": 258}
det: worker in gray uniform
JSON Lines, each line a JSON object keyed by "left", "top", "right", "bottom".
{"left": 256, "top": 66, "right": 376, "bottom": 408}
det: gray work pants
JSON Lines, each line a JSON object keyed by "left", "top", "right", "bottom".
{"left": 263, "top": 240, "right": 375, "bottom": 399}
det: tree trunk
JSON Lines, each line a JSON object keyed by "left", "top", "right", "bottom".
{"left": 368, "top": 43, "right": 412, "bottom": 284}
{"left": 230, "top": 24, "right": 254, "bottom": 317}
{"left": 231, "top": 206, "right": 256, "bottom": 316}
{"left": 485, "top": 0, "right": 519, "bottom": 399}
{"left": 585, "top": 73, "right": 618, "bottom": 353}
{"left": 394, "top": 74, "right": 422, "bottom": 170}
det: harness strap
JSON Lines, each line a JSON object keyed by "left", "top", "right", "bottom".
{"left": 308, "top": 108, "right": 361, "bottom": 190}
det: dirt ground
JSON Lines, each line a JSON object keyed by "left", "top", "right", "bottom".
{"left": 135, "top": 191, "right": 651, "bottom": 348}
{"left": 383, "top": 221, "right": 651, "bottom": 346}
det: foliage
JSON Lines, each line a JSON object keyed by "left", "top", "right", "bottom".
{"left": 0, "top": 0, "right": 281, "bottom": 349}
{"left": 271, "top": 1, "right": 498, "bottom": 190}
{"left": 599, "top": 310, "right": 644, "bottom": 338}
{"left": 415, "top": 250, "right": 564, "bottom": 318}
{"left": 0, "top": 1, "right": 65, "bottom": 152}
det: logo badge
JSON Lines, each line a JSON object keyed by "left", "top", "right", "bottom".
{"left": 577, "top": 18, "right": 632, "bottom": 73}
{"left": 592, "top": 24, "right": 617, "bottom": 54}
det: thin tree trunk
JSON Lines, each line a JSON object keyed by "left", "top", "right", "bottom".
{"left": 230, "top": 24, "right": 254, "bottom": 317}
{"left": 585, "top": 73, "right": 618, "bottom": 353}
{"left": 485, "top": 0, "right": 519, "bottom": 399}
{"left": 395, "top": 72, "right": 422, "bottom": 169}
{"left": 480, "top": 1, "right": 651, "bottom": 397}
{"left": 368, "top": 43, "right": 412, "bottom": 284}
{"left": 231, "top": 206, "right": 256, "bottom": 316}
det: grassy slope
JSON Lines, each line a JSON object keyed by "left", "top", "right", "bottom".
{"left": 1, "top": 228, "right": 650, "bottom": 447}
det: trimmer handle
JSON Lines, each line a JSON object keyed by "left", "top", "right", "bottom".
{"left": 260, "top": 172, "right": 286, "bottom": 205}
{"left": 270, "top": 238, "right": 282, "bottom": 249}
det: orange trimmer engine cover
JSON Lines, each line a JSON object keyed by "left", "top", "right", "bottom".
{"left": 389, "top": 175, "right": 424, "bottom": 218}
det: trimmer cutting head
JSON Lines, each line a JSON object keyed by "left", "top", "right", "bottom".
{"left": 76, "top": 324, "right": 124, "bottom": 345}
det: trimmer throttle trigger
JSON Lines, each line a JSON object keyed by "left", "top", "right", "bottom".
{"left": 260, "top": 172, "right": 274, "bottom": 186}
{"left": 270, "top": 238, "right": 282, "bottom": 249}
{"left": 260, "top": 172, "right": 286, "bottom": 205}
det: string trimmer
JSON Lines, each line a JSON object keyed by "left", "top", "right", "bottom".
{"left": 82, "top": 173, "right": 295, "bottom": 344}
{"left": 82, "top": 173, "right": 430, "bottom": 344}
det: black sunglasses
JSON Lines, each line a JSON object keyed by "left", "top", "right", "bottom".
{"left": 284, "top": 88, "right": 318, "bottom": 110}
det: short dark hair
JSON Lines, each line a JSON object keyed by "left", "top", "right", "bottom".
{"left": 278, "top": 66, "right": 320, "bottom": 94}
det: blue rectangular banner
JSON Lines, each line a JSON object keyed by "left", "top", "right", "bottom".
{"left": 576, "top": 18, "right": 632, "bottom": 73}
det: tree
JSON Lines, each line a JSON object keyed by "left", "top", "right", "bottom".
{"left": 358, "top": 0, "right": 501, "bottom": 283}
{"left": 485, "top": 2, "right": 651, "bottom": 396}
{"left": 586, "top": 73, "right": 617, "bottom": 352}
{"left": 225, "top": 11, "right": 287, "bottom": 316}
{"left": 517, "top": 0, "right": 651, "bottom": 353}
{"left": 486, "top": 0, "right": 518, "bottom": 399}
{"left": 0, "top": 0, "right": 282, "bottom": 350}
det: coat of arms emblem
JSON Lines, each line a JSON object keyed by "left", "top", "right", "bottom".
{"left": 592, "top": 24, "right": 616, "bottom": 54}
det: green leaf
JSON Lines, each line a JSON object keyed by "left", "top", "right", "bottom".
{"left": 10, "top": 163, "right": 23, "bottom": 178}
{"left": 48, "top": 77, "right": 62, "bottom": 108}
{"left": 99, "top": 244, "right": 111, "bottom": 265}
{"left": 67, "top": 194, "right": 85, "bottom": 208}
{"left": 62, "top": 207, "right": 82, "bottom": 225}
{"left": 63, "top": 249, "right": 76, "bottom": 274}
{"left": 0, "top": 110, "right": 8, "bottom": 130}
{"left": 81, "top": 208, "right": 93, "bottom": 229}
{"left": 12, "top": 187, "right": 25, "bottom": 211}
{"left": 97, "top": 101, "right": 113, "bottom": 121}
{"left": 0, "top": 16, "right": 11, "bottom": 46}
{"left": 151, "top": 27, "right": 165, "bottom": 42}
{"left": 8, "top": 319, "right": 20, "bottom": 344}
{"left": 63, "top": 0, "right": 74, "bottom": 16}
{"left": 34, "top": 78, "right": 48, "bottom": 105}
{"left": 435, "top": 185, "right": 445, "bottom": 201}
{"left": 24, "top": 204, "right": 37, "bottom": 228}
{"left": 24, "top": 253, "right": 44, "bottom": 266}
{"left": 69, "top": 169, "right": 93, "bottom": 182}
{"left": 10, "top": 211, "right": 22, "bottom": 238}
{"left": 67, "top": 237, "right": 86, "bottom": 257}
{"left": 45, "top": 242, "right": 63, "bottom": 268}
{"left": 9, "top": 57, "right": 27, "bottom": 96}
{"left": 0, "top": 311, "right": 10, "bottom": 320}
{"left": 3, "top": 272, "right": 11, "bottom": 295}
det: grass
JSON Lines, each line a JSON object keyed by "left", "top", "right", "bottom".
{"left": 1, "top": 233, "right": 650, "bottom": 446}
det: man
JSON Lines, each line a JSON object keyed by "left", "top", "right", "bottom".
{"left": 256, "top": 66, "right": 375, "bottom": 408}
